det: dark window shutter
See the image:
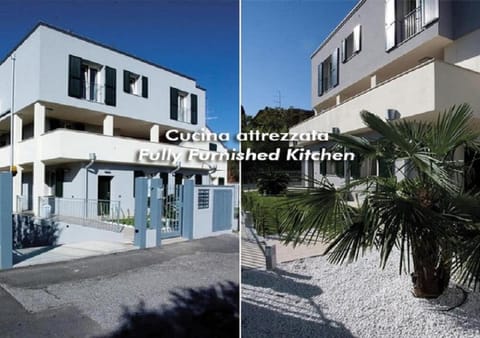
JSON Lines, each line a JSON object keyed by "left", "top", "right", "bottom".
{"left": 423, "top": 0, "right": 439, "bottom": 26}
{"left": 105, "top": 66, "right": 116, "bottom": 106}
{"left": 191, "top": 94, "right": 198, "bottom": 125}
{"left": 68, "top": 55, "right": 82, "bottom": 98}
{"left": 142, "top": 76, "right": 148, "bottom": 98}
{"left": 353, "top": 25, "right": 362, "bottom": 53}
{"left": 170, "top": 87, "right": 178, "bottom": 120}
{"left": 331, "top": 48, "right": 339, "bottom": 87}
{"left": 385, "top": 0, "right": 396, "bottom": 51}
{"left": 123, "top": 70, "right": 130, "bottom": 93}
{"left": 317, "top": 63, "right": 323, "bottom": 96}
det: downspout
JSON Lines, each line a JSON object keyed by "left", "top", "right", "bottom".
{"left": 84, "top": 153, "right": 96, "bottom": 218}
{"left": 170, "top": 161, "right": 181, "bottom": 176}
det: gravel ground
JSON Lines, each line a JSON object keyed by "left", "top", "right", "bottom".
{"left": 242, "top": 250, "right": 480, "bottom": 338}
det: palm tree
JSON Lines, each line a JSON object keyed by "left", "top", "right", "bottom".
{"left": 280, "top": 104, "right": 480, "bottom": 298}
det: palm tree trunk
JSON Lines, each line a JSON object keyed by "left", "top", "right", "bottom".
{"left": 411, "top": 245, "right": 451, "bottom": 298}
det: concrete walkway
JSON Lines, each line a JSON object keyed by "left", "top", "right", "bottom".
{"left": 241, "top": 213, "right": 329, "bottom": 269}
{"left": 13, "top": 237, "right": 188, "bottom": 268}
{"left": 241, "top": 222, "right": 266, "bottom": 270}
{"left": 0, "top": 234, "right": 239, "bottom": 337}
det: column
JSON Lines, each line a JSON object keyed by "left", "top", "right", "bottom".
{"left": 370, "top": 74, "right": 377, "bottom": 88}
{"left": 32, "top": 161, "right": 45, "bottom": 215}
{"left": 33, "top": 103, "right": 46, "bottom": 216}
{"left": 12, "top": 114, "right": 23, "bottom": 211}
{"left": 34, "top": 102, "right": 45, "bottom": 137}
{"left": 12, "top": 167, "right": 22, "bottom": 213}
{"left": 150, "top": 124, "right": 160, "bottom": 143}
{"left": 103, "top": 115, "right": 114, "bottom": 136}
{"left": 336, "top": 95, "right": 341, "bottom": 105}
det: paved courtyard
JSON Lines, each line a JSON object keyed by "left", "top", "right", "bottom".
{"left": 0, "top": 234, "right": 239, "bottom": 337}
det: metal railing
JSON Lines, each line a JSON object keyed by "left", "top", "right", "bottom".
{"left": 402, "top": 6, "right": 423, "bottom": 41}
{"left": 38, "top": 196, "right": 120, "bottom": 225}
{"left": 16, "top": 195, "right": 30, "bottom": 212}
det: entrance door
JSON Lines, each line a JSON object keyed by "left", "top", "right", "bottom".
{"left": 97, "top": 176, "right": 112, "bottom": 216}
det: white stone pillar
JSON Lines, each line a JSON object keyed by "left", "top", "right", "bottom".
{"left": 33, "top": 103, "right": 46, "bottom": 216}
{"left": 12, "top": 167, "right": 22, "bottom": 213}
{"left": 150, "top": 124, "right": 160, "bottom": 143}
{"left": 34, "top": 103, "right": 45, "bottom": 137}
{"left": 336, "top": 95, "right": 341, "bottom": 105}
{"left": 12, "top": 114, "right": 23, "bottom": 211}
{"left": 370, "top": 74, "right": 377, "bottom": 88}
{"left": 32, "top": 161, "right": 45, "bottom": 215}
{"left": 103, "top": 115, "right": 114, "bottom": 136}
{"left": 14, "top": 114, "right": 22, "bottom": 144}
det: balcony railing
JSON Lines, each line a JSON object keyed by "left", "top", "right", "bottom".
{"left": 402, "top": 6, "right": 423, "bottom": 41}
{"left": 39, "top": 196, "right": 121, "bottom": 231}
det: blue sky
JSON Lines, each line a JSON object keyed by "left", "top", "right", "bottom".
{"left": 242, "top": 0, "right": 357, "bottom": 116}
{"left": 0, "top": 0, "right": 239, "bottom": 147}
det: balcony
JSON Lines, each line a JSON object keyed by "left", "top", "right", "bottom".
{"left": 5, "top": 129, "right": 224, "bottom": 170}
{"left": 293, "top": 60, "right": 480, "bottom": 137}
{"left": 401, "top": 6, "right": 423, "bottom": 42}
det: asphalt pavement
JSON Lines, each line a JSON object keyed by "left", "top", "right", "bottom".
{"left": 0, "top": 234, "right": 239, "bottom": 337}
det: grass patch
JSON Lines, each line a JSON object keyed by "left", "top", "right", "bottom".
{"left": 242, "top": 191, "right": 289, "bottom": 237}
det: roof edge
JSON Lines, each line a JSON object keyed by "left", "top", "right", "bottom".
{"left": 0, "top": 22, "right": 206, "bottom": 89}
{"left": 310, "top": 0, "right": 366, "bottom": 58}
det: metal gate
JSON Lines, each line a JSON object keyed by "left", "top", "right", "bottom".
{"left": 161, "top": 184, "right": 183, "bottom": 238}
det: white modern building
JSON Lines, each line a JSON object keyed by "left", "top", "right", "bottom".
{"left": 0, "top": 23, "right": 228, "bottom": 217}
{"left": 292, "top": 0, "right": 480, "bottom": 186}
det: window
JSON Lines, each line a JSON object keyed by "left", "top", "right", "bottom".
{"left": 195, "top": 174, "right": 203, "bottom": 185}
{"left": 81, "top": 62, "right": 102, "bottom": 102}
{"left": 317, "top": 48, "right": 339, "bottom": 96}
{"left": 218, "top": 178, "right": 225, "bottom": 186}
{"left": 341, "top": 25, "right": 361, "bottom": 62}
{"left": 170, "top": 87, "right": 198, "bottom": 125}
{"left": 178, "top": 91, "right": 189, "bottom": 122}
{"left": 385, "top": 0, "right": 438, "bottom": 51}
{"left": 68, "top": 55, "right": 116, "bottom": 106}
{"left": 123, "top": 70, "right": 148, "bottom": 97}
{"left": 209, "top": 143, "right": 218, "bottom": 151}
{"left": 55, "top": 169, "right": 64, "bottom": 198}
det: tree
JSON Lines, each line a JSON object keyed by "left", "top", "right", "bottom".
{"left": 279, "top": 104, "right": 480, "bottom": 298}
{"left": 241, "top": 106, "right": 314, "bottom": 184}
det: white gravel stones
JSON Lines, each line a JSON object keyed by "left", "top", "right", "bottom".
{"left": 242, "top": 250, "right": 480, "bottom": 338}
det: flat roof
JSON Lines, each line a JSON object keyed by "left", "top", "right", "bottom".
{"left": 0, "top": 22, "right": 206, "bottom": 91}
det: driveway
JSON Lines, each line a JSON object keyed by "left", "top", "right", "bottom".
{"left": 0, "top": 234, "right": 239, "bottom": 337}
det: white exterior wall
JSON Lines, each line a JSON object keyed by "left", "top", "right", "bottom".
{"left": 444, "top": 28, "right": 480, "bottom": 73}
{"left": 0, "top": 30, "right": 42, "bottom": 114}
{"left": 0, "top": 24, "right": 228, "bottom": 215}
{"left": 36, "top": 26, "right": 206, "bottom": 130}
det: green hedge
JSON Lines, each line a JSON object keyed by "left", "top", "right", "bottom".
{"left": 242, "top": 192, "right": 289, "bottom": 237}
